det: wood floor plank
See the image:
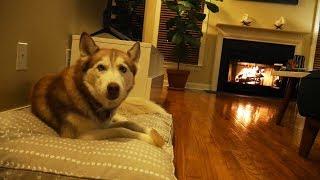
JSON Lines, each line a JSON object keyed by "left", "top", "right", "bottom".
{"left": 163, "top": 89, "right": 320, "bottom": 180}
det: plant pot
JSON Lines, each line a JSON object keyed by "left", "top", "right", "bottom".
{"left": 167, "top": 69, "right": 190, "bottom": 90}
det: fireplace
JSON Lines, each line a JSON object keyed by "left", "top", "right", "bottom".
{"left": 217, "top": 39, "right": 296, "bottom": 97}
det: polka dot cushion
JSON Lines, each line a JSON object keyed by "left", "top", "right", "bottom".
{"left": 0, "top": 101, "right": 175, "bottom": 179}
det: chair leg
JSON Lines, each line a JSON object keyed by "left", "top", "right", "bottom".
{"left": 299, "top": 117, "right": 320, "bottom": 158}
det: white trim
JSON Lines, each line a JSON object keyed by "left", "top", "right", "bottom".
{"left": 163, "top": 61, "right": 203, "bottom": 69}
{"left": 152, "top": 0, "right": 162, "bottom": 47}
{"left": 185, "top": 82, "right": 211, "bottom": 90}
{"left": 193, "top": 3, "right": 210, "bottom": 67}
{"left": 163, "top": 80, "right": 211, "bottom": 90}
{"left": 210, "top": 32, "right": 224, "bottom": 91}
{"left": 309, "top": 0, "right": 320, "bottom": 70}
{"left": 72, "top": 35, "right": 152, "bottom": 48}
{"left": 215, "top": 23, "right": 310, "bottom": 35}
{"left": 215, "top": 24, "right": 306, "bottom": 55}
{"left": 142, "top": 0, "right": 150, "bottom": 43}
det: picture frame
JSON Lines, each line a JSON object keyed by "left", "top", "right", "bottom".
{"left": 249, "top": 0, "right": 298, "bottom": 5}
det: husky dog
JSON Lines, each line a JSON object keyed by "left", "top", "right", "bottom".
{"left": 31, "top": 32, "right": 165, "bottom": 147}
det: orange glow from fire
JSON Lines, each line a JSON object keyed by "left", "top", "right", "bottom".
{"left": 228, "top": 62, "right": 280, "bottom": 88}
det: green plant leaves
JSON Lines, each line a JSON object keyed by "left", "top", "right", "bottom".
{"left": 162, "top": 0, "right": 221, "bottom": 64}
{"left": 173, "top": 44, "right": 187, "bottom": 61}
{"left": 205, "top": 1, "right": 219, "bottom": 13}
{"left": 166, "top": 17, "right": 178, "bottom": 29}
{"left": 167, "top": 30, "right": 177, "bottom": 41}
{"left": 184, "top": 35, "right": 200, "bottom": 47}
{"left": 186, "top": 22, "right": 202, "bottom": 32}
{"left": 194, "top": 13, "right": 206, "bottom": 21}
{"left": 172, "top": 32, "right": 184, "bottom": 45}
{"left": 186, "top": 0, "right": 201, "bottom": 10}
{"left": 177, "top": 1, "right": 195, "bottom": 8}
{"left": 165, "top": 1, "right": 178, "bottom": 12}
{"left": 177, "top": 4, "right": 188, "bottom": 15}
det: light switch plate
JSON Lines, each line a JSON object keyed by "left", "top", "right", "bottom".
{"left": 16, "top": 42, "right": 28, "bottom": 71}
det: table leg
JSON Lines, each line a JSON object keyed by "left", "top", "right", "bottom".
{"left": 276, "top": 78, "right": 294, "bottom": 125}
{"left": 299, "top": 117, "right": 320, "bottom": 158}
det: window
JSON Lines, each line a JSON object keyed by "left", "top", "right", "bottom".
{"left": 156, "top": 3, "right": 204, "bottom": 65}
{"left": 314, "top": 24, "right": 320, "bottom": 70}
{"left": 108, "top": 0, "right": 145, "bottom": 41}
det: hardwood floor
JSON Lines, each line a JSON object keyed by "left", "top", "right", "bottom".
{"left": 162, "top": 89, "right": 320, "bottom": 180}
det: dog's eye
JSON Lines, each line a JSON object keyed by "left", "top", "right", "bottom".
{"left": 97, "top": 64, "right": 106, "bottom": 72}
{"left": 119, "top": 65, "right": 127, "bottom": 73}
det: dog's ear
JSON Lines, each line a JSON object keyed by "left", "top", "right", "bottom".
{"left": 127, "top": 42, "right": 140, "bottom": 63}
{"left": 79, "top": 32, "right": 99, "bottom": 57}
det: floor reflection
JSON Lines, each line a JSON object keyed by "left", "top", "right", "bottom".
{"left": 235, "top": 104, "right": 257, "bottom": 127}
{"left": 228, "top": 100, "right": 275, "bottom": 128}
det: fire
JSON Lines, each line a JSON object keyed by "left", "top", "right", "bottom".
{"left": 228, "top": 62, "right": 280, "bottom": 88}
{"left": 235, "top": 66, "right": 264, "bottom": 85}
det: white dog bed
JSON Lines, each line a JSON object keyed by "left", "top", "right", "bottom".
{"left": 0, "top": 99, "right": 175, "bottom": 180}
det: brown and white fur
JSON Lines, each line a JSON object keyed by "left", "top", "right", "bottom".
{"left": 31, "top": 32, "right": 165, "bottom": 147}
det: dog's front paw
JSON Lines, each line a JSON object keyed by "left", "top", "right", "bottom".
{"left": 149, "top": 129, "right": 165, "bottom": 148}
{"left": 139, "top": 129, "right": 165, "bottom": 148}
{"left": 78, "top": 134, "right": 95, "bottom": 140}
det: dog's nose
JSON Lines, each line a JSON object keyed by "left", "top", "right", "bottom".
{"left": 107, "top": 83, "right": 120, "bottom": 100}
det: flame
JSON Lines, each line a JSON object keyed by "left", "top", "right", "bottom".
{"left": 230, "top": 63, "right": 279, "bottom": 87}
{"left": 235, "top": 66, "right": 261, "bottom": 81}
{"left": 235, "top": 65, "right": 264, "bottom": 85}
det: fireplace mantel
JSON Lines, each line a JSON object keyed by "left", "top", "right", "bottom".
{"left": 210, "top": 23, "right": 311, "bottom": 91}
{"left": 216, "top": 23, "right": 310, "bottom": 36}
{"left": 215, "top": 23, "right": 311, "bottom": 53}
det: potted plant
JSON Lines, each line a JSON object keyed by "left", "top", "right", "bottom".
{"left": 163, "top": 0, "right": 220, "bottom": 90}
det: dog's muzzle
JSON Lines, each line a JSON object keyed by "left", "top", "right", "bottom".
{"left": 107, "top": 82, "right": 120, "bottom": 100}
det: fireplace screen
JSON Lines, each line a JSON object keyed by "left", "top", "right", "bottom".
{"left": 227, "top": 61, "right": 281, "bottom": 89}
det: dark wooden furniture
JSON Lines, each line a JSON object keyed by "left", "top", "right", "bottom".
{"left": 271, "top": 71, "right": 310, "bottom": 125}
{"left": 91, "top": 0, "right": 145, "bottom": 41}
{"left": 91, "top": 0, "right": 130, "bottom": 40}
{"left": 297, "top": 71, "right": 320, "bottom": 158}
{"left": 299, "top": 117, "right": 320, "bottom": 157}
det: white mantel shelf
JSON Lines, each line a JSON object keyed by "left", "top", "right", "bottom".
{"left": 216, "top": 23, "right": 311, "bottom": 35}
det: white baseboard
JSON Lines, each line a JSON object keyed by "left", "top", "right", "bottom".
{"left": 163, "top": 80, "right": 211, "bottom": 91}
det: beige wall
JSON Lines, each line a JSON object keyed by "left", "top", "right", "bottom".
{"left": 0, "top": 0, "right": 106, "bottom": 110}
{"left": 214, "top": 0, "right": 316, "bottom": 32}
{"left": 147, "top": 0, "right": 318, "bottom": 86}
